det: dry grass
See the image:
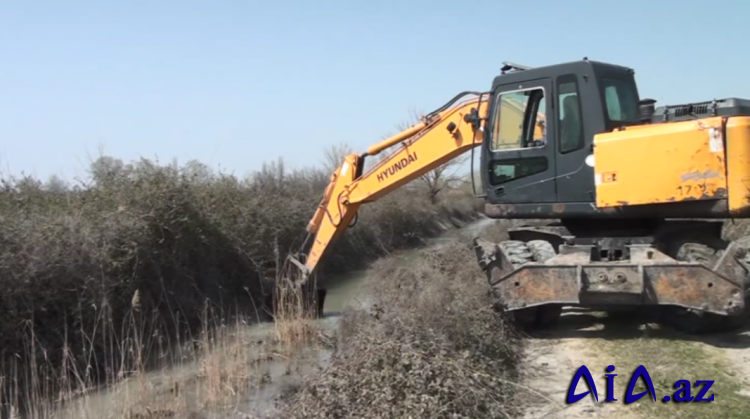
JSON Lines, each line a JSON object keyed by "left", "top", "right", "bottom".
{"left": 0, "top": 303, "right": 268, "bottom": 418}
{"left": 271, "top": 271, "right": 321, "bottom": 356}
{"left": 271, "top": 282, "right": 320, "bottom": 357}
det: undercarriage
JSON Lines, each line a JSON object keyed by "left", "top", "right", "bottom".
{"left": 473, "top": 220, "right": 750, "bottom": 333}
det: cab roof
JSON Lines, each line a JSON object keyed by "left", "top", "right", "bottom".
{"left": 491, "top": 59, "right": 635, "bottom": 90}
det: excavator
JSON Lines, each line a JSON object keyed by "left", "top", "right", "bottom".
{"left": 287, "top": 58, "right": 750, "bottom": 333}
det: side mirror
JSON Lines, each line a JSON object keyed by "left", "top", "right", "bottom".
{"left": 464, "top": 108, "right": 482, "bottom": 130}
{"left": 468, "top": 107, "right": 486, "bottom": 198}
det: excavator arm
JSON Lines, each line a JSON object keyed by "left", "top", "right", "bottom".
{"left": 290, "top": 92, "right": 489, "bottom": 280}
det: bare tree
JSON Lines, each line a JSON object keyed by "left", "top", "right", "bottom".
{"left": 393, "top": 109, "right": 468, "bottom": 204}
{"left": 419, "top": 155, "right": 467, "bottom": 204}
{"left": 322, "top": 142, "right": 354, "bottom": 173}
{"left": 254, "top": 157, "right": 286, "bottom": 191}
{"left": 45, "top": 174, "right": 69, "bottom": 193}
{"left": 183, "top": 159, "right": 214, "bottom": 183}
{"left": 90, "top": 156, "right": 133, "bottom": 187}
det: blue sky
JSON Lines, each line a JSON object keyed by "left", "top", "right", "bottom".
{"left": 2, "top": 0, "right": 749, "bottom": 181}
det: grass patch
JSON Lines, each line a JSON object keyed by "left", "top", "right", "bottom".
{"left": 597, "top": 326, "right": 750, "bottom": 419}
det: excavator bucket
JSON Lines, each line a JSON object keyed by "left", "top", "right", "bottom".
{"left": 264, "top": 254, "right": 326, "bottom": 319}
{"left": 286, "top": 254, "right": 312, "bottom": 285}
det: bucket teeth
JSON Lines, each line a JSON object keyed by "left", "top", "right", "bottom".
{"left": 286, "top": 255, "right": 311, "bottom": 284}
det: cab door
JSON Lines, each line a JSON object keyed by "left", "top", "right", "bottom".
{"left": 554, "top": 73, "right": 595, "bottom": 202}
{"left": 482, "top": 78, "right": 557, "bottom": 203}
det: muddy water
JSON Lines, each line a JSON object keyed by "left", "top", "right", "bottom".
{"left": 321, "top": 216, "right": 497, "bottom": 315}
{"left": 321, "top": 268, "right": 370, "bottom": 315}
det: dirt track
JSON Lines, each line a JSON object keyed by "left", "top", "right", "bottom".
{"left": 520, "top": 309, "right": 750, "bottom": 419}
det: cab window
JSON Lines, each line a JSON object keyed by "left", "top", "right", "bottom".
{"left": 489, "top": 157, "right": 548, "bottom": 185}
{"left": 557, "top": 75, "right": 584, "bottom": 154}
{"left": 602, "top": 78, "right": 639, "bottom": 122}
{"left": 490, "top": 88, "right": 547, "bottom": 151}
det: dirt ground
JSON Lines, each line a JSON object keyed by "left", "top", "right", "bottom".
{"left": 520, "top": 309, "right": 750, "bottom": 419}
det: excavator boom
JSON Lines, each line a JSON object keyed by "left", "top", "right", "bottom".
{"left": 293, "top": 93, "right": 489, "bottom": 279}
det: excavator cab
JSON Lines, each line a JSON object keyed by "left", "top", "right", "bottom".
{"left": 478, "top": 60, "right": 641, "bottom": 210}
{"left": 473, "top": 60, "right": 750, "bottom": 332}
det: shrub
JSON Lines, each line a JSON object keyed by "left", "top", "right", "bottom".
{"left": 0, "top": 155, "right": 479, "bottom": 411}
{"left": 283, "top": 242, "right": 524, "bottom": 419}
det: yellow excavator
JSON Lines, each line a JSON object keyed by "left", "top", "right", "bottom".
{"left": 289, "top": 59, "right": 750, "bottom": 333}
